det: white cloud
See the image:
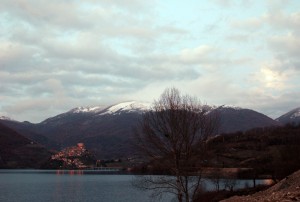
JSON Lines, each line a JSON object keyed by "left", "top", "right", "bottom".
{"left": 256, "top": 67, "right": 287, "bottom": 90}
{"left": 231, "top": 18, "right": 263, "bottom": 31}
{"left": 269, "top": 33, "right": 300, "bottom": 62}
{"left": 179, "top": 45, "right": 216, "bottom": 64}
{"left": 0, "top": 0, "right": 300, "bottom": 122}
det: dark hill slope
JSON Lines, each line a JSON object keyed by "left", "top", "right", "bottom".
{"left": 0, "top": 123, "right": 51, "bottom": 168}
{"left": 0, "top": 119, "right": 58, "bottom": 150}
{"left": 215, "top": 106, "right": 280, "bottom": 133}
{"left": 37, "top": 112, "right": 142, "bottom": 159}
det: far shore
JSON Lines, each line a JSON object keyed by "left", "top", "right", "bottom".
{"left": 1, "top": 167, "right": 274, "bottom": 180}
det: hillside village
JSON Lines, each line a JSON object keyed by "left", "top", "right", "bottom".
{"left": 48, "top": 143, "right": 96, "bottom": 169}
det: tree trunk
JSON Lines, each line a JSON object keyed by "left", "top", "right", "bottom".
{"left": 177, "top": 181, "right": 183, "bottom": 202}
{"left": 185, "top": 176, "right": 190, "bottom": 202}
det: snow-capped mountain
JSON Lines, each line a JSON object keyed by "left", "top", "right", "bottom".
{"left": 70, "top": 106, "right": 105, "bottom": 113}
{"left": 217, "top": 105, "right": 242, "bottom": 110}
{"left": 28, "top": 101, "right": 150, "bottom": 157}
{"left": 69, "top": 101, "right": 151, "bottom": 115}
{"left": 41, "top": 101, "right": 150, "bottom": 125}
{"left": 276, "top": 107, "right": 300, "bottom": 125}
{"left": 0, "top": 102, "right": 281, "bottom": 159}
{"left": 100, "top": 101, "right": 151, "bottom": 115}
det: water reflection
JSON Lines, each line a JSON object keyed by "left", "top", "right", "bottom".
{"left": 263, "top": 179, "right": 274, "bottom": 185}
{"left": 0, "top": 170, "right": 159, "bottom": 202}
{"left": 56, "top": 170, "right": 83, "bottom": 175}
{"left": 0, "top": 170, "right": 275, "bottom": 202}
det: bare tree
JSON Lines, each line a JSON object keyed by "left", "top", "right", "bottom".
{"left": 133, "top": 88, "right": 219, "bottom": 202}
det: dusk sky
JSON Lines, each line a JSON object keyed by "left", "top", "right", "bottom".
{"left": 1, "top": 0, "right": 300, "bottom": 123}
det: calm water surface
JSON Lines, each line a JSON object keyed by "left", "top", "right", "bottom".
{"left": 0, "top": 170, "right": 165, "bottom": 202}
{"left": 0, "top": 170, "right": 272, "bottom": 202}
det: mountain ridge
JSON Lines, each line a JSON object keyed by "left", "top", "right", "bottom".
{"left": 0, "top": 101, "right": 291, "bottom": 159}
{"left": 2, "top": 101, "right": 295, "bottom": 124}
{"left": 276, "top": 107, "right": 300, "bottom": 125}
{"left": 68, "top": 101, "right": 151, "bottom": 115}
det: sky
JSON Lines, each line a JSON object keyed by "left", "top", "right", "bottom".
{"left": 0, "top": 0, "right": 300, "bottom": 123}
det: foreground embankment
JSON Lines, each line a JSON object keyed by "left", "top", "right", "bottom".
{"left": 221, "top": 169, "right": 300, "bottom": 202}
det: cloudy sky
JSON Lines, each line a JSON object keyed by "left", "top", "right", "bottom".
{"left": 1, "top": 0, "right": 299, "bottom": 123}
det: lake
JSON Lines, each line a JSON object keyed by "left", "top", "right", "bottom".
{"left": 0, "top": 170, "right": 272, "bottom": 202}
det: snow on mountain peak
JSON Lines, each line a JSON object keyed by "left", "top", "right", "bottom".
{"left": 68, "top": 102, "right": 245, "bottom": 116}
{"left": 217, "top": 105, "right": 243, "bottom": 110}
{"left": 102, "top": 101, "right": 151, "bottom": 115}
{"left": 290, "top": 108, "right": 300, "bottom": 119}
{"left": 67, "top": 101, "right": 151, "bottom": 115}
{"left": 70, "top": 106, "right": 105, "bottom": 113}
{"left": 212, "top": 105, "right": 243, "bottom": 110}
{"left": 276, "top": 107, "right": 300, "bottom": 124}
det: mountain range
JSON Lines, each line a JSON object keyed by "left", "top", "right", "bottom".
{"left": 1, "top": 101, "right": 299, "bottom": 159}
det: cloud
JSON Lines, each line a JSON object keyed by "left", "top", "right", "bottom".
{"left": 264, "top": 12, "right": 300, "bottom": 32}
{"left": 179, "top": 45, "right": 216, "bottom": 64}
{"left": 229, "top": 4, "right": 300, "bottom": 35}
{"left": 269, "top": 33, "right": 300, "bottom": 65}
{"left": 213, "top": 0, "right": 257, "bottom": 8}
{"left": 249, "top": 92, "right": 300, "bottom": 119}
{"left": 0, "top": 0, "right": 299, "bottom": 122}
{"left": 231, "top": 18, "right": 263, "bottom": 31}
{"left": 253, "top": 66, "right": 288, "bottom": 90}
{"left": 228, "top": 2, "right": 300, "bottom": 74}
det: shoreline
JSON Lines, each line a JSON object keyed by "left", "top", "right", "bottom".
{"left": 0, "top": 168, "right": 274, "bottom": 180}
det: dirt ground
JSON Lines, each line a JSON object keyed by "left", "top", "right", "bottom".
{"left": 221, "top": 170, "right": 300, "bottom": 202}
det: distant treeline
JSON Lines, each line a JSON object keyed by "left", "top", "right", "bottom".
{"left": 208, "top": 123, "right": 300, "bottom": 180}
